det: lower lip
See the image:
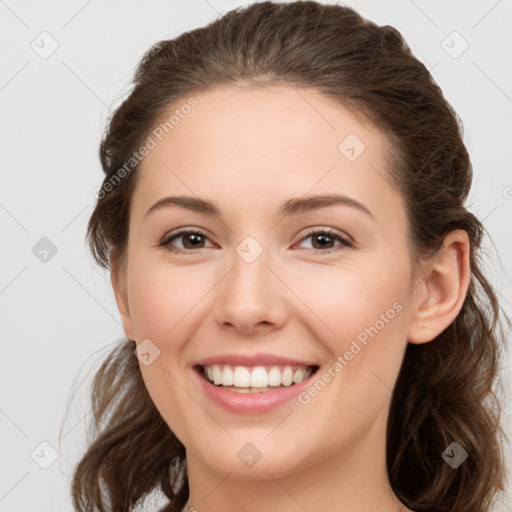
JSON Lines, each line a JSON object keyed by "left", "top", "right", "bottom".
{"left": 194, "top": 368, "right": 317, "bottom": 413}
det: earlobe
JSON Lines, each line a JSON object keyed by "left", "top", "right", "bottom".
{"left": 407, "top": 230, "right": 471, "bottom": 344}
{"left": 110, "top": 250, "right": 135, "bottom": 341}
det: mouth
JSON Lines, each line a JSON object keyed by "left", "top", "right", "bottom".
{"left": 195, "top": 363, "right": 320, "bottom": 393}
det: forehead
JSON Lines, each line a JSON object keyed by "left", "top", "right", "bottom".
{"left": 132, "top": 84, "right": 405, "bottom": 231}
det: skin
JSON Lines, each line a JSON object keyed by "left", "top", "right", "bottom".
{"left": 110, "top": 84, "right": 470, "bottom": 512}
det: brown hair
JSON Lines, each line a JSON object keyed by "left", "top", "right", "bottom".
{"left": 69, "top": 1, "right": 510, "bottom": 511}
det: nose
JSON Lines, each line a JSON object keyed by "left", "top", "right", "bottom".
{"left": 213, "top": 246, "right": 289, "bottom": 336}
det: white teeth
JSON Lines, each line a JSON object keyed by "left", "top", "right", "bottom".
{"left": 293, "top": 368, "right": 304, "bottom": 384}
{"left": 268, "top": 367, "right": 281, "bottom": 386}
{"left": 233, "top": 366, "right": 251, "bottom": 387}
{"left": 202, "top": 364, "right": 314, "bottom": 389}
{"left": 232, "top": 387, "right": 251, "bottom": 393}
{"left": 281, "top": 367, "right": 293, "bottom": 386}
{"left": 221, "top": 366, "right": 234, "bottom": 386}
{"left": 212, "top": 365, "right": 222, "bottom": 385}
{"left": 250, "top": 366, "right": 268, "bottom": 388}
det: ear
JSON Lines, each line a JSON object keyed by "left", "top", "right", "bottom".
{"left": 110, "top": 250, "right": 135, "bottom": 341}
{"left": 407, "top": 229, "right": 471, "bottom": 344}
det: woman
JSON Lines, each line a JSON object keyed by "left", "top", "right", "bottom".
{"left": 70, "top": 2, "right": 509, "bottom": 511}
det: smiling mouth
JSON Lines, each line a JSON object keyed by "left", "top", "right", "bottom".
{"left": 196, "top": 364, "right": 319, "bottom": 393}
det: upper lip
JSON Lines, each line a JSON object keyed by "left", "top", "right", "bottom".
{"left": 195, "top": 352, "right": 317, "bottom": 367}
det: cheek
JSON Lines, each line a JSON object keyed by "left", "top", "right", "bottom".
{"left": 289, "top": 256, "right": 409, "bottom": 344}
{"left": 327, "top": 262, "right": 410, "bottom": 386}
{"left": 126, "top": 254, "right": 209, "bottom": 342}
{"left": 125, "top": 258, "right": 208, "bottom": 436}
{"left": 293, "top": 260, "right": 411, "bottom": 399}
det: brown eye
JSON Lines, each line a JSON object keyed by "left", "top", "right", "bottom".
{"left": 180, "top": 232, "right": 206, "bottom": 249}
{"left": 159, "top": 230, "right": 214, "bottom": 253}
{"left": 296, "top": 229, "right": 353, "bottom": 253}
{"left": 311, "top": 232, "right": 336, "bottom": 249}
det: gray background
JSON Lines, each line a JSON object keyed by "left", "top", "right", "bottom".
{"left": 1, "top": 0, "right": 511, "bottom": 510}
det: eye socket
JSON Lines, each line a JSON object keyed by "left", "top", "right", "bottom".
{"left": 157, "top": 227, "right": 353, "bottom": 254}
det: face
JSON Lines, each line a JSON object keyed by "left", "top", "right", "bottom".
{"left": 114, "top": 84, "right": 422, "bottom": 480}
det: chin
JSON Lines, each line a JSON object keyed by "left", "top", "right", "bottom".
{"left": 191, "top": 436, "right": 315, "bottom": 480}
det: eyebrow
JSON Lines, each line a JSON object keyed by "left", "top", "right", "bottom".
{"left": 145, "top": 193, "right": 374, "bottom": 219}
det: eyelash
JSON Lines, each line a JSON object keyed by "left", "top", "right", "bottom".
{"left": 158, "top": 227, "right": 354, "bottom": 255}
